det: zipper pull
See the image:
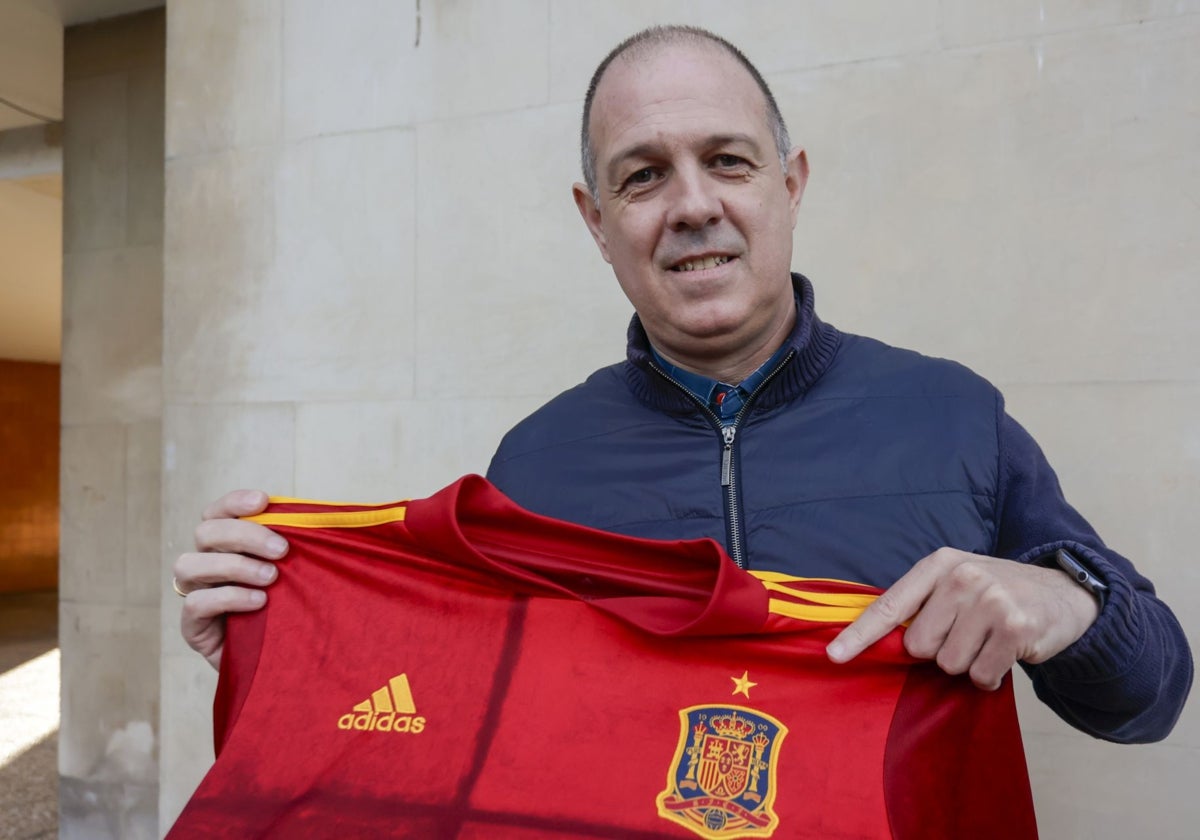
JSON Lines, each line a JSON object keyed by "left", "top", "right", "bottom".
{"left": 721, "top": 426, "right": 736, "bottom": 486}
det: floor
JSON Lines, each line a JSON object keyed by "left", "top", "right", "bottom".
{"left": 0, "top": 590, "right": 59, "bottom": 840}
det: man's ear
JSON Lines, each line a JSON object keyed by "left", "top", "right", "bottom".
{"left": 572, "top": 182, "right": 612, "bottom": 264}
{"left": 783, "top": 147, "right": 810, "bottom": 228}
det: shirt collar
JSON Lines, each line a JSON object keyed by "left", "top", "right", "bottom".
{"left": 648, "top": 297, "right": 798, "bottom": 420}
{"left": 623, "top": 274, "right": 844, "bottom": 417}
{"left": 647, "top": 349, "right": 724, "bottom": 406}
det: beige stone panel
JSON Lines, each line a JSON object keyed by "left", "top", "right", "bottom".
{"left": 281, "top": 0, "right": 418, "bottom": 137}
{"left": 62, "top": 72, "right": 126, "bottom": 252}
{"left": 165, "top": 0, "right": 281, "bottom": 158}
{"left": 777, "top": 18, "right": 1200, "bottom": 385}
{"left": 547, "top": 0, "right": 941, "bottom": 104}
{"left": 1004, "top": 382, "right": 1200, "bottom": 748}
{"left": 416, "top": 104, "right": 632, "bottom": 399}
{"left": 163, "top": 147, "right": 274, "bottom": 279}
{"left": 160, "top": 402, "right": 295, "bottom": 653}
{"left": 1020, "top": 728, "right": 1200, "bottom": 838}
{"left": 265, "top": 130, "right": 416, "bottom": 401}
{"left": 294, "top": 396, "right": 549, "bottom": 502}
{"left": 125, "top": 421, "right": 162, "bottom": 607}
{"left": 163, "top": 148, "right": 274, "bottom": 402}
{"left": 60, "top": 424, "right": 126, "bottom": 604}
{"left": 59, "top": 602, "right": 160, "bottom": 780}
{"left": 166, "top": 134, "right": 416, "bottom": 403}
{"left": 942, "top": 0, "right": 1200, "bottom": 48}
{"left": 282, "top": 0, "right": 550, "bottom": 139}
{"left": 1003, "top": 383, "right": 1200, "bottom": 590}
{"left": 61, "top": 246, "right": 163, "bottom": 426}
{"left": 157, "top": 653, "right": 218, "bottom": 834}
{"left": 125, "top": 59, "right": 165, "bottom": 247}
{"left": 413, "top": 0, "right": 551, "bottom": 123}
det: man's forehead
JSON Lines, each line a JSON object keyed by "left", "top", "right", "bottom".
{"left": 594, "top": 40, "right": 754, "bottom": 110}
{"left": 590, "top": 41, "right": 770, "bottom": 154}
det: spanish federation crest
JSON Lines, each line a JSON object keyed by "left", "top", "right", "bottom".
{"left": 656, "top": 705, "right": 787, "bottom": 838}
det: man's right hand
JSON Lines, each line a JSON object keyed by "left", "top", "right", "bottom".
{"left": 173, "top": 490, "right": 287, "bottom": 671}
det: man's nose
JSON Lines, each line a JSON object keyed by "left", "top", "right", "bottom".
{"left": 665, "top": 167, "right": 723, "bottom": 230}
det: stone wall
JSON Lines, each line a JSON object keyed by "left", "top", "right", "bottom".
{"left": 60, "top": 10, "right": 163, "bottom": 839}
{"left": 160, "top": 3, "right": 1200, "bottom": 836}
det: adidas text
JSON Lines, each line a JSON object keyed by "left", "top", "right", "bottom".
{"left": 337, "top": 712, "right": 426, "bottom": 733}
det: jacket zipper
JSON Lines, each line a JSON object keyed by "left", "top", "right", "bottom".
{"left": 649, "top": 349, "right": 796, "bottom": 569}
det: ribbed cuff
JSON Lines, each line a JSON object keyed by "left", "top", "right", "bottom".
{"left": 1017, "top": 540, "right": 1145, "bottom": 682}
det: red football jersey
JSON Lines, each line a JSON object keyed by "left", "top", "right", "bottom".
{"left": 169, "top": 475, "right": 1036, "bottom": 839}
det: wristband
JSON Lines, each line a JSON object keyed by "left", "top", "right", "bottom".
{"left": 1042, "top": 548, "right": 1109, "bottom": 610}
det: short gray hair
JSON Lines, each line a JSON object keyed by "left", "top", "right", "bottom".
{"left": 580, "top": 25, "right": 792, "bottom": 203}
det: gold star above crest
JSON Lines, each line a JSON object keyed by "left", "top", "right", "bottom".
{"left": 730, "top": 670, "right": 757, "bottom": 698}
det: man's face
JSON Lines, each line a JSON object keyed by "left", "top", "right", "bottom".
{"left": 574, "top": 42, "right": 808, "bottom": 371}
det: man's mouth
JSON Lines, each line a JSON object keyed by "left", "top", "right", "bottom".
{"left": 669, "top": 255, "right": 733, "bottom": 272}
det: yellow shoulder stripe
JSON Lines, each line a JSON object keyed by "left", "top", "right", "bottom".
{"left": 757, "top": 580, "right": 878, "bottom": 609}
{"left": 265, "top": 495, "right": 409, "bottom": 507}
{"left": 244, "top": 506, "right": 407, "bottom": 529}
{"left": 767, "top": 598, "right": 870, "bottom": 624}
{"left": 750, "top": 571, "right": 872, "bottom": 587}
{"left": 748, "top": 571, "right": 880, "bottom": 623}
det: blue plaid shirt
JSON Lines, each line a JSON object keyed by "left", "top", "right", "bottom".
{"left": 649, "top": 340, "right": 791, "bottom": 427}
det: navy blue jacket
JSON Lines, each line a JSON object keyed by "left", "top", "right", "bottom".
{"left": 488, "top": 274, "right": 1191, "bottom": 743}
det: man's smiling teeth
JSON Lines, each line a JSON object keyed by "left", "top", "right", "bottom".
{"left": 671, "top": 255, "right": 731, "bottom": 272}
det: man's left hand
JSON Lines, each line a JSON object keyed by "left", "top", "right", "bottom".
{"left": 826, "top": 548, "right": 1101, "bottom": 689}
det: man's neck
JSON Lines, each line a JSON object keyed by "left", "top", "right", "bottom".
{"left": 653, "top": 305, "right": 797, "bottom": 385}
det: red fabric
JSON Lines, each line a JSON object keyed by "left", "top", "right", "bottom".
{"left": 170, "top": 475, "right": 1035, "bottom": 839}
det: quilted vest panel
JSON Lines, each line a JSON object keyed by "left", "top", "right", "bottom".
{"left": 489, "top": 333, "right": 999, "bottom": 589}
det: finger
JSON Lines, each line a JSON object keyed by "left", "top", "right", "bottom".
{"left": 902, "top": 561, "right": 991, "bottom": 667}
{"left": 828, "top": 580, "right": 930, "bottom": 663}
{"left": 933, "top": 617, "right": 989, "bottom": 677}
{"left": 202, "top": 489, "right": 270, "bottom": 521}
{"left": 828, "top": 549, "right": 960, "bottom": 663}
{"left": 174, "top": 551, "right": 279, "bottom": 591}
{"left": 900, "top": 583, "right": 961, "bottom": 661}
{"left": 962, "top": 588, "right": 1033, "bottom": 687}
{"left": 966, "top": 632, "right": 1018, "bottom": 691}
{"left": 180, "top": 585, "right": 269, "bottom": 667}
{"left": 181, "top": 585, "right": 268, "bottom": 625}
{"left": 934, "top": 565, "right": 1028, "bottom": 681}
{"left": 194, "top": 517, "right": 288, "bottom": 558}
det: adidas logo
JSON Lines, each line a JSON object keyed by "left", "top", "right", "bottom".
{"left": 336, "top": 673, "right": 426, "bottom": 734}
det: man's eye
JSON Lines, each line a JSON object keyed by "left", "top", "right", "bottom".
{"left": 625, "top": 168, "right": 656, "bottom": 186}
{"left": 714, "top": 154, "right": 745, "bottom": 168}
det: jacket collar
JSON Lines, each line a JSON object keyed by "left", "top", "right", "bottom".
{"left": 622, "top": 273, "right": 842, "bottom": 415}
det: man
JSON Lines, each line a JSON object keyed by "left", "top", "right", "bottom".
{"left": 175, "top": 26, "right": 1190, "bottom": 742}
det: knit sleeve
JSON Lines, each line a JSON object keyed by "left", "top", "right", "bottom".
{"left": 993, "top": 401, "right": 1193, "bottom": 743}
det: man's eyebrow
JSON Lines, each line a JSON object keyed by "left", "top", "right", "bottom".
{"left": 605, "top": 143, "right": 661, "bottom": 185}
{"left": 605, "top": 133, "right": 766, "bottom": 184}
{"left": 703, "top": 133, "right": 764, "bottom": 154}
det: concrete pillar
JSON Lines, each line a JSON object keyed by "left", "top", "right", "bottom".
{"left": 59, "top": 10, "right": 164, "bottom": 839}
{"left": 159, "top": 2, "right": 1199, "bottom": 836}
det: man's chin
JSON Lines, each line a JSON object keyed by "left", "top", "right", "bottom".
{"left": 659, "top": 318, "right": 762, "bottom": 359}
